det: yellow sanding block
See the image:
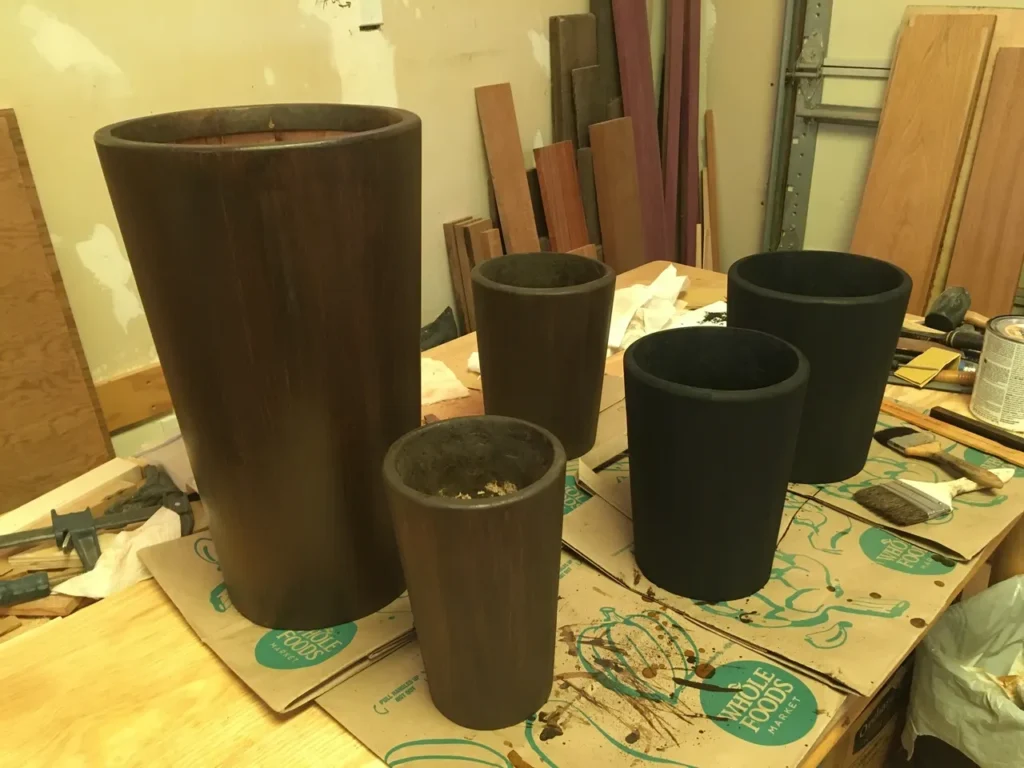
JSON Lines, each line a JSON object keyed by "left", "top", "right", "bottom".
{"left": 894, "top": 348, "right": 961, "bottom": 387}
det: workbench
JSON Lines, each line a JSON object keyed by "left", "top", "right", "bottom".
{"left": 1, "top": 261, "right": 1019, "bottom": 767}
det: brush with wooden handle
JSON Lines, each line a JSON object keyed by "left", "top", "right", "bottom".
{"left": 874, "top": 426, "right": 1005, "bottom": 489}
{"left": 854, "top": 468, "right": 1016, "bottom": 526}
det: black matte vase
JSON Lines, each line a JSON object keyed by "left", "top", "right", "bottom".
{"left": 728, "top": 250, "right": 912, "bottom": 483}
{"left": 383, "top": 416, "right": 565, "bottom": 729}
{"left": 472, "top": 252, "right": 615, "bottom": 459}
{"left": 625, "top": 327, "right": 808, "bottom": 601}
{"left": 95, "top": 104, "right": 420, "bottom": 628}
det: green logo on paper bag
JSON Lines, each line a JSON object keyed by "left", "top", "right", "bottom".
{"left": 254, "top": 624, "right": 357, "bottom": 669}
{"left": 699, "top": 661, "right": 817, "bottom": 746}
{"left": 962, "top": 447, "right": 1024, "bottom": 478}
{"left": 859, "top": 528, "right": 955, "bottom": 575}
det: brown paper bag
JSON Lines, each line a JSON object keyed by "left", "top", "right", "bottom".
{"left": 319, "top": 553, "right": 844, "bottom": 768}
{"left": 793, "top": 415, "right": 1024, "bottom": 561}
{"left": 139, "top": 533, "right": 414, "bottom": 712}
{"left": 563, "top": 482, "right": 968, "bottom": 696}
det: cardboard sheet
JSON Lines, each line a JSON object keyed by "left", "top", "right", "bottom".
{"left": 793, "top": 415, "right": 1024, "bottom": 561}
{"left": 319, "top": 553, "right": 844, "bottom": 768}
{"left": 139, "top": 533, "right": 414, "bottom": 712}
{"left": 562, "top": 480, "right": 969, "bottom": 696}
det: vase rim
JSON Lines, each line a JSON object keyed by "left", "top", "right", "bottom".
{"left": 382, "top": 415, "right": 566, "bottom": 511}
{"left": 729, "top": 250, "right": 912, "bottom": 307}
{"left": 94, "top": 103, "right": 419, "bottom": 152}
{"left": 625, "top": 326, "right": 809, "bottom": 402}
{"left": 471, "top": 251, "right": 615, "bottom": 298}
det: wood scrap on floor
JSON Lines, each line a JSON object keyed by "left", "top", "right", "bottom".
{"left": 576, "top": 147, "right": 602, "bottom": 246}
{"left": 612, "top": 0, "right": 667, "bottom": 264}
{"left": 443, "top": 216, "right": 474, "bottom": 333}
{"left": 0, "top": 593, "right": 83, "bottom": 619}
{"left": 474, "top": 84, "right": 540, "bottom": 254}
{"left": 590, "top": 117, "right": 644, "bottom": 273}
{"left": 850, "top": 13, "right": 995, "bottom": 313}
{"left": 534, "top": 141, "right": 589, "bottom": 253}
{"left": 551, "top": 14, "right": 598, "bottom": 147}
{"left": 452, "top": 218, "right": 481, "bottom": 331}
{"left": 945, "top": 47, "right": 1024, "bottom": 317}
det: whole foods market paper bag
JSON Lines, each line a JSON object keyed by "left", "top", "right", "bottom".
{"left": 319, "top": 553, "right": 843, "bottom": 768}
{"left": 793, "top": 415, "right": 1024, "bottom": 561}
{"left": 139, "top": 532, "right": 413, "bottom": 712}
{"left": 563, "top": 485, "right": 968, "bottom": 697}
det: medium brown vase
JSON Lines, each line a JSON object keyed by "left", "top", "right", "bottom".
{"left": 95, "top": 104, "right": 420, "bottom": 629}
{"left": 472, "top": 252, "right": 615, "bottom": 459}
{"left": 382, "top": 416, "right": 566, "bottom": 729}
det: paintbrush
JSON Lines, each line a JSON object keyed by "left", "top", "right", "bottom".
{"left": 854, "top": 468, "right": 1015, "bottom": 525}
{"left": 874, "top": 426, "right": 1005, "bottom": 489}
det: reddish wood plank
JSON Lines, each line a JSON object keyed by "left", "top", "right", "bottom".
{"left": 612, "top": 0, "right": 667, "bottom": 264}
{"left": 662, "top": 0, "right": 686, "bottom": 262}
{"left": 590, "top": 0, "right": 622, "bottom": 110}
{"left": 475, "top": 84, "right": 540, "bottom": 253}
{"left": 453, "top": 218, "right": 483, "bottom": 331}
{"left": 680, "top": 0, "right": 701, "bottom": 267}
{"left": 534, "top": 141, "right": 590, "bottom": 253}
{"left": 483, "top": 228, "right": 504, "bottom": 259}
{"left": 947, "top": 47, "right": 1024, "bottom": 316}
{"left": 551, "top": 14, "right": 598, "bottom": 147}
{"left": 576, "top": 147, "right": 602, "bottom": 245}
{"left": 464, "top": 219, "right": 493, "bottom": 268}
{"left": 590, "top": 117, "right": 645, "bottom": 273}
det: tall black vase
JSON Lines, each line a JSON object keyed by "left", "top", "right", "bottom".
{"left": 728, "top": 250, "right": 911, "bottom": 483}
{"left": 625, "top": 327, "right": 808, "bottom": 602}
{"left": 95, "top": 104, "right": 420, "bottom": 629}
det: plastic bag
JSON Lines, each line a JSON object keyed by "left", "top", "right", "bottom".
{"left": 903, "top": 575, "right": 1024, "bottom": 767}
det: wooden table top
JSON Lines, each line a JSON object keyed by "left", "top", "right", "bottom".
{"left": 0, "top": 260, "right": 1009, "bottom": 767}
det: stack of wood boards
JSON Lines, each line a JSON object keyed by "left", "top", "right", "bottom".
{"left": 0, "top": 109, "right": 112, "bottom": 514}
{"left": 444, "top": 1, "right": 717, "bottom": 337}
{"left": 853, "top": 9, "right": 1024, "bottom": 316}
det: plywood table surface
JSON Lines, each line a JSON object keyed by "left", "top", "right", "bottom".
{"left": 1, "top": 261, "right": 1018, "bottom": 768}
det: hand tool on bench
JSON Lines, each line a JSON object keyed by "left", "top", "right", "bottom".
{"left": 924, "top": 286, "right": 990, "bottom": 332}
{"left": 0, "top": 466, "right": 194, "bottom": 607}
{"left": 854, "top": 467, "right": 1017, "bottom": 526}
{"left": 900, "top": 325, "right": 985, "bottom": 352}
{"left": 874, "top": 426, "right": 1004, "bottom": 489}
{"left": 928, "top": 406, "right": 1024, "bottom": 453}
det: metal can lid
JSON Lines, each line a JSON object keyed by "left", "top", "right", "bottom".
{"left": 989, "top": 315, "right": 1024, "bottom": 340}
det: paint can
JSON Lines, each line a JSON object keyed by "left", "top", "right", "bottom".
{"left": 970, "top": 316, "right": 1024, "bottom": 431}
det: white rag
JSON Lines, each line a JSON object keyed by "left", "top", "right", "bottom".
{"left": 421, "top": 358, "right": 471, "bottom": 406}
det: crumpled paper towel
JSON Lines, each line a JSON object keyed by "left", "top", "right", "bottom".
{"left": 609, "top": 266, "right": 691, "bottom": 351}
{"left": 54, "top": 506, "right": 183, "bottom": 599}
{"left": 422, "top": 357, "right": 470, "bottom": 405}
{"left": 468, "top": 351, "right": 480, "bottom": 374}
{"left": 669, "top": 300, "right": 728, "bottom": 328}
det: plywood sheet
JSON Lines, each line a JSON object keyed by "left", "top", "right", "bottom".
{"left": 551, "top": 14, "right": 598, "bottom": 147}
{"left": 612, "top": 0, "right": 667, "bottom": 264}
{"left": 590, "top": 117, "right": 644, "bottom": 273}
{"left": 475, "top": 84, "right": 540, "bottom": 254}
{"left": 0, "top": 119, "right": 113, "bottom": 514}
{"left": 946, "top": 48, "right": 1024, "bottom": 316}
{"left": 534, "top": 141, "right": 589, "bottom": 252}
{"left": 850, "top": 13, "right": 995, "bottom": 313}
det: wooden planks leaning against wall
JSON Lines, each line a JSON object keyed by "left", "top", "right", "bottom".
{"left": 0, "top": 111, "right": 113, "bottom": 512}
{"left": 590, "top": 117, "right": 644, "bottom": 273}
{"left": 474, "top": 84, "right": 540, "bottom": 254}
{"left": 550, "top": 14, "right": 597, "bottom": 147}
{"left": 850, "top": 13, "right": 995, "bottom": 314}
{"left": 534, "top": 141, "right": 589, "bottom": 253}
{"left": 945, "top": 47, "right": 1024, "bottom": 317}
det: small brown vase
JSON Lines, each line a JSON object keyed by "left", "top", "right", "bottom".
{"left": 382, "top": 416, "right": 566, "bottom": 729}
{"left": 472, "top": 252, "right": 615, "bottom": 459}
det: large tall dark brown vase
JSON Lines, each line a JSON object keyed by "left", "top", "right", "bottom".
{"left": 95, "top": 104, "right": 420, "bottom": 629}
